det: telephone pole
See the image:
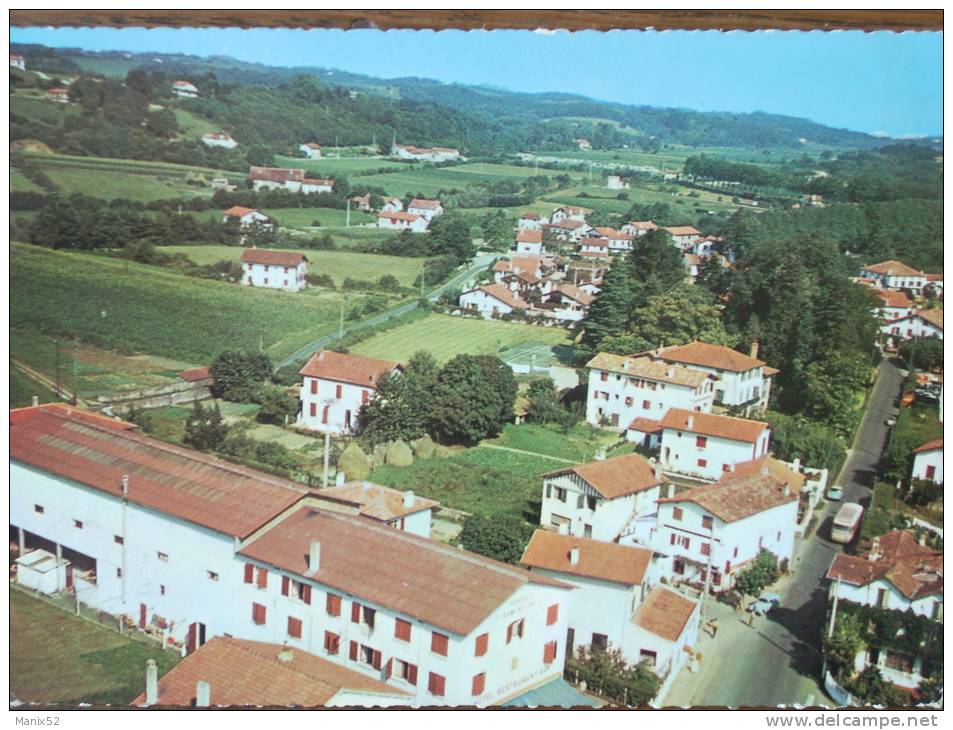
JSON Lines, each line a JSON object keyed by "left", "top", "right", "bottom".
{"left": 346, "top": 198, "right": 351, "bottom": 228}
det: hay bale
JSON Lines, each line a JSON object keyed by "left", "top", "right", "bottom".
{"left": 412, "top": 435, "right": 436, "bottom": 460}
{"left": 432, "top": 444, "right": 453, "bottom": 459}
{"left": 338, "top": 441, "right": 370, "bottom": 481}
{"left": 385, "top": 440, "right": 414, "bottom": 467}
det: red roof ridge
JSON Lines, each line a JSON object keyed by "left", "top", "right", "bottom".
{"left": 913, "top": 438, "right": 942, "bottom": 453}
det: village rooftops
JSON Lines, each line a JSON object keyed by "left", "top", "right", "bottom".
{"left": 11, "top": 405, "right": 308, "bottom": 539}
{"left": 248, "top": 166, "right": 305, "bottom": 183}
{"left": 520, "top": 212, "right": 541, "bottom": 220}
{"left": 862, "top": 260, "right": 925, "bottom": 277}
{"left": 409, "top": 198, "right": 442, "bottom": 210}
{"left": 377, "top": 211, "right": 421, "bottom": 222}
{"left": 203, "top": 132, "right": 234, "bottom": 140}
{"left": 554, "top": 285, "right": 593, "bottom": 306}
{"left": 916, "top": 308, "right": 944, "bottom": 331}
{"left": 521, "top": 529, "right": 653, "bottom": 587}
{"left": 134, "top": 636, "right": 408, "bottom": 707}
{"left": 658, "top": 408, "right": 769, "bottom": 445}
{"left": 592, "top": 227, "right": 633, "bottom": 240}
{"left": 729, "top": 455, "right": 806, "bottom": 493}
{"left": 298, "top": 350, "right": 399, "bottom": 388}
{"left": 472, "top": 284, "right": 530, "bottom": 311}
{"left": 239, "top": 507, "right": 570, "bottom": 637}
{"left": 543, "top": 452, "right": 664, "bottom": 500}
{"left": 178, "top": 366, "right": 212, "bottom": 382}
{"left": 556, "top": 205, "right": 590, "bottom": 215}
{"left": 659, "top": 468, "right": 797, "bottom": 523}
{"left": 662, "top": 225, "right": 702, "bottom": 237}
{"left": 649, "top": 340, "right": 767, "bottom": 373}
{"left": 627, "top": 220, "right": 658, "bottom": 230}
{"left": 876, "top": 289, "right": 913, "bottom": 309}
{"left": 516, "top": 229, "right": 544, "bottom": 244}
{"left": 240, "top": 249, "right": 306, "bottom": 268}
{"left": 313, "top": 481, "right": 439, "bottom": 522}
{"left": 223, "top": 206, "right": 262, "bottom": 218}
{"left": 913, "top": 438, "right": 942, "bottom": 454}
{"left": 586, "top": 353, "right": 711, "bottom": 389}
{"left": 925, "top": 273, "right": 943, "bottom": 282}
{"left": 552, "top": 219, "right": 587, "bottom": 230}
{"left": 632, "top": 586, "right": 697, "bottom": 643}
{"left": 301, "top": 142, "right": 322, "bottom": 150}
{"left": 826, "top": 530, "right": 942, "bottom": 601}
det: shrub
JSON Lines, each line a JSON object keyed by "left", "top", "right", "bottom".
{"left": 906, "top": 478, "right": 942, "bottom": 506}
{"left": 457, "top": 514, "right": 531, "bottom": 565}
{"left": 734, "top": 549, "right": 779, "bottom": 597}
{"left": 210, "top": 351, "right": 273, "bottom": 402}
{"left": 338, "top": 441, "right": 370, "bottom": 481}
{"left": 255, "top": 385, "right": 299, "bottom": 425}
{"left": 565, "top": 646, "right": 660, "bottom": 706}
{"left": 384, "top": 440, "right": 414, "bottom": 467}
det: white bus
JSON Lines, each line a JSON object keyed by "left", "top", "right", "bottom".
{"left": 831, "top": 502, "right": 864, "bottom": 544}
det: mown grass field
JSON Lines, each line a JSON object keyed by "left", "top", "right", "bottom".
{"left": 351, "top": 313, "right": 572, "bottom": 364}
{"left": 263, "top": 207, "right": 375, "bottom": 229}
{"left": 163, "top": 244, "right": 427, "bottom": 287}
{"left": 11, "top": 93, "right": 81, "bottom": 125}
{"left": 10, "top": 168, "right": 43, "bottom": 192}
{"left": 11, "top": 242, "right": 350, "bottom": 364}
{"left": 358, "top": 163, "right": 574, "bottom": 199}
{"left": 10, "top": 588, "right": 180, "bottom": 706}
{"left": 173, "top": 108, "right": 220, "bottom": 138}
{"left": 273, "top": 154, "right": 402, "bottom": 177}
{"left": 485, "top": 423, "right": 618, "bottom": 463}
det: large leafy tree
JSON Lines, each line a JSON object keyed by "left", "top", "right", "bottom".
{"left": 430, "top": 354, "right": 517, "bottom": 445}
{"left": 360, "top": 351, "right": 439, "bottom": 445}
{"left": 428, "top": 212, "right": 474, "bottom": 262}
{"left": 210, "top": 351, "right": 273, "bottom": 402}
{"left": 183, "top": 401, "right": 229, "bottom": 452}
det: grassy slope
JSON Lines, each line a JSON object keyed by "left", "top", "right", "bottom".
{"left": 272, "top": 154, "right": 403, "bottom": 177}
{"left": 42, "top": 164, "right": 191, "bottom": 202}
{"left": 263, "top": 207, "right": 375, "bottom": 229}
{"left": 11, "top": 242, "right": 347, "bottom": 363}
{"left": 485, "top": 423, "right": 618, "bottom": 463}
{"left": 351, "top": 313, "right": 572, "bottom": 364}
{"left": 10, "top": 589, "right": 180, "bottom": 706}
{"left": 10, "top": 364, "right": 60, "bottom": 408}
{"left": 11, "top": 93, "right": 81, "bottom": 125}
{"left": 10, "top": 168, "right": 43, "bottom": 192}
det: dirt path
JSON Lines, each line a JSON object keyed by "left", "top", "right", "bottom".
{"left": 477, "top": 443, "right": 576, "bottom": 464}
{"left": 10, "top": 357, "right": 89, "bottom": 406}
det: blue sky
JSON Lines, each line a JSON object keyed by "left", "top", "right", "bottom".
{"left": 11, "top": 27, "right": 943, "bottom": 137}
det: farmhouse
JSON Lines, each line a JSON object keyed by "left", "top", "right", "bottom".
{"left": 658, "top": 408, "right": 771, "bottom": 482}
{"left": 240, "top": 248, "right": 307, "bottom": 293}
{"left": 551, "top": 206, "right": 588, "bottom": 225}
{"left": 248, "top": 167, "right": 334, "bottom": 194}
{"left": 299, "top": 143, "right": 323, "bottom": 159}
{"left": 312, "top": 482, "right": 439, "bottom": 538}
{"left": 10, "top": 404, "right": 572, "bottom": 707}
{"left": 407, "top": 198, "right": 444, "bottom": 221}
{"left": 662, "top": 226, "right": 702, "bottom": 247}
{"left": 585, "top": 352, "right": 715, "bottom": 431}
{"left": 518, "top": 212, "right": 545, "bottom": 230}
{"left": 859, "top": 260, "right": 928, "bottom": 294}
{"left": 46, "top": 87, "right": 70, "bottom": 103}
{"left": 606, "top": 175, "right": 630, "bottom": 190}
{"left": 654, "top": 462, "right": 800, "bottom": 592}
{"left": 515, "top": 229, "right": 544, "bottom": 255}
{"left": 350, "top": 194, "right": 372, "bottom": 212}
{"left": 881, "top": 307, "right": 943, "bottom": 345}
{"left": 392, "top": 145, "right": 461, "bottom": 162}
{"left": 911, "top": 439, "right": 942, "bottom": 484}
{"left": 381, "top": 197, "right": 403, "bottom": 213}
{"left": 297, "top": 350, "right": 401, "bottom": 435}
{"left": 541, "top": 285, "right": 593, "bottom": 323}
{"left": 377, "top": 210, "right": 428, "bottom": 232}
{"left": 540, "top": 453, "right": 666, "bottom": 542}
{"left": 202, "top": 132, "right": 238, "bottom": 149}
{"left": 171, "top": 80, "right": 199, "bottom": 98}
{"left": 459, "top": 284, "right": 530, "bottom": 319}
{"left": 621, "top": 220, "right": 658, "bottom": 237}
{"left": 574, "top": 138, "right": 592, "bottom": 151}
{"left": 10, "top": 53, "right": 26, "bottom": 71}
{"left": 590, "top": 227, "right": 635, "bottom": 253}
{"left": 578, "top": 238, "right": 610, "bottom": 257}
{"left": 873, "top": 289, "right": 914, "bottom": 322}
{"left": 223, "top": 206, "right": 274, "bottom": 230}
{"left": 492, "top": 255, "right": 545, "bottom": 285}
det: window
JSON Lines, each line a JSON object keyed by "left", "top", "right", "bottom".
{"left": 678, "top": 536, "right": 691, "bottom": 549}
{"left": 310, "top": 379, "right": 318, "bottom": 395}
{"left": 877, "top": 588, "right": 889, "bottom": 608}
{"left": 625, "top": 396, "right": 634, "bottom": 406}
{"left": 244, "top": 563, "right": 254, "bottom": 583}
{"left": 114, "top": 535, "right": 124, "bottom": 545}
{"left": 34, "top": 504, "right": 44, "bottom": 514}
{"left": 256, "top": 567, "right": 268, "bottom": 589}
{"left": 587, "top": 496, "right": 597, "bottom": 511}
{"left": 733, "top": 547, "right": 739, "bottom": 558}
{"left": 309, "top": 403, "right": 317, "bottom": 418}
{"left": 576, "top": 494, "right": 584, "bottom": 509}
{"left": 287, "top": 617, "right": 302, "bottom": 639}
{"left": 926, "top": 465, "right": 936, "bottom": 480}
{"left": 335, "top": 384, "right": 343, "bottom": 399}
{"left": 702, "top": 515, "right": 713, "bottom": 530}
{"left": 431, "top": 631, "right": 449, "bottom": 656}
{"left": 391, "top": 659, "right": 417, "bottom": 685}
{"left": 157, "top": 551, "right": 168, "bottom": 562}
{"left": 600, "top": 371, "right": 609, "bottom": 382}
{"left": 472, "top": 672, "right": 486, "bottom": 696}
{"left": 546, "top": 604, "right": 559, "bottom": 626}
{"left": 428, "top": 672, "right": 446, "bottom": 697}
{"left": 252, "top": 603, "right": 266, "bottom": 625}
{"left": 697, "top": 458, "right": 708, "bottom": 468}
{"left": 395, "top": 618, "right": 412, "bottom": 642}
{"left": 207, "top": 570, "right": 219, "bottom": 581}
{"left": 584, "top": 524, "right": 592, "bottom": 538}
{"left": 283, "top": 578, "right": 312, "bottom": 604}
{"left": 362, "top": 390, "right": 370, "bottom": 404}
{"left": 475, "top": 633, "right": 488, "bottom": 657}
{"left": 673, "top": 507, "right": 683, "bottom": 521}
{"left": 324, "top": 631, "right": 340, "bottom": 655}
{"left": 322, "top": 405, "right": 329, "bottom": 424}
{"left": 642, "top": 399, "right": 651, "bottom": 409}
{"left": 506, "top": 619, "right": 525, "bottom": 644}
{"left": 543, "top": 641, "right": 557, "bottom": 664}
{"left": 640, "top": 649, "right": 658, "bottom": 668}
{"left": 354, "top": 643, "right": 382, "bottom": 669}
{"left": 884, "top": 651, "right": 915, "bottom": 674}
{"left": 326, "top": 593, "right": 341, "bottom": 616}
{"left": 116, "top": 568, "right": 122, "bottom": 578}
{"left": 73, "top": 519, "right": 83, "bottom": 529}
{"left": 591, "top": 633, "right": 608, "bottom": 651}
{"left": 700, "top": 543, "right": 710, "bottom": 556}
{"left": 722, "top": 464, "right": 731, "bottom": 472}
{"left": 673, "top": 560, "right": 685, "bottom": 576}
{"left": 555, "top": 487, "right": 567, "bottom": 503}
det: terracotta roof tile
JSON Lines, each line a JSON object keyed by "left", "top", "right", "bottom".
{"left": 627, "top": 417, "right": 663, "bottom": 434}
{"left": 520, "top": 212, "right": 541, "bottom": 220}
{"left": 543, "top": 453, "right": 663, "bottom": 500}
{"left": 729, "top": 455, "right": 806, "bottom": 494}
{"left": 134, "top": 637, "right": 407, "bottom": 707}
{"left": 298, "top": 350, "right": 399, "bottom": 388}
{"left": 626, "top": 221, "right": 658, "bottom": 230}
{"left": 516, "top": 229, "right": 543, "bottom": 244}
{"left": 249, "top": 166, "right": 304, "bottom": 183}
{"left": 913, "top": 438, "right": 942, "bottom": 454}
{"left": 409, "top": 198, "right": 442, "bottom": 210}
{"left": 659, "top": 408, "right": 768, "bottom": 444}
{"left": 554, "top": 285, "right": 593, "bottom": 306}
{"left": 827, "top": 530, "right": 942, "bottom": 600}
{"left": 658, "top": 470, "right": 797, "bottom": 523}
{"left": 663, "top": 226, "right": 702, "bottom": 237}
{"left": 222, "top": 206, "right": 260, "bottom": 218}
{"left": 314, "top": 481, "right": 439, "bottom": 522}
{"left": 240, "top": 508, "right": 570, "bottom": 636}
{"left": 178, "top": 366, "right": 212, "bottom": 382}
{"left": 875, "top": 289, "right": 913, "bottom": 309}
{"left": 377, "top": 211, "right": 421, "bottom": 222}
{"left": 586, "top": 353, "right": 711, "bottom": 388}
{"left": 652, "top": 341, "right": 766, "bottom": 372}
{"left": 632, "top": 586, "right": 697, "bottom": 642}
{"left": 240, "top": 249, "right": 306, "bottom": 267}
{"left": 917, "top": 308, "right": 943, "bottom": 330}
{"left": 521, "top": 530, "right": 653, "bottom": 586}
{"left": 863, "top": 260, "right": 925, "bottom": 277}
{"left": 472, "top": 284, "right": 529, "bottom": 311}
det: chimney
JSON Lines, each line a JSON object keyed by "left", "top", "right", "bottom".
{"left": 918, "top": 532, "right": 927, "bottom": 547}
{"left": 782, "top": 484, "right": 790, "bottom": 497}
{"left": 122, "top": 474, "right": 129, "bottom": 496}
{"left": 729, "top": 462, "right": 736, "bottom": 472}
{"left": 666, "top": 367, "right": 674, "bottom": 378}
{"left": 652, "top": 463, "right": 662, "bottom": 481}
{"left": 195, "top": 681, "right": 211, "bottom": 708}
{"left": 31, "top": 395, "right": 39, "bottom": 407}
{"left": 569, "top": 547, "right": 580, "bottom": 566}
{"left": 793, "top": 457, "right": 801, "bottom": 471}
{"left": 750, "top": 339, "right": 760, "bottom": 360}
{"left": 145, "top": 659, "right": 158, "bottom": 706}
{"left": 686, "top": 415, "right": 695, "bottom": 429}
{"left": 403, "top": 490, "right": 415, "bottom": 509}
{"left": 870, "top": 537, "right": 881, "bottom": 561}
{"left": 308, "top": 540, "right": 321, "bottom": 572}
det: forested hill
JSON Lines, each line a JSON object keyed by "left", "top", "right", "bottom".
{"left": 11, "top": 43, "right": 906, "bottom": 153}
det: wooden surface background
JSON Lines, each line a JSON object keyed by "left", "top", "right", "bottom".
{"left": 8, "top": 10, "right": 943, "bottom": 31}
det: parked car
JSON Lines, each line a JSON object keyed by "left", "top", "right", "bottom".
{"left": 827, "top": 484, "right": 844, "bottom": 501}
{"left": 747, "top": 592, "right": 781, "bottom": 616}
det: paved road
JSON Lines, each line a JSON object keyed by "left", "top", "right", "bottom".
{"left": 276, "top": 253, "right": 497, "bottom": 369}
{"left": 664, "top": 356, "right": 905, "bottom": 708}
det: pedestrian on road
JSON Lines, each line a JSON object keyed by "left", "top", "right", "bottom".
{"left": 710, "top": 618, "right": 718, "bottom": 638}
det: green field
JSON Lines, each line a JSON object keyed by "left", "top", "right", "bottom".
{"left": 173, "top": 108, "right": 221, "bottom": 138}
{"left": 273, "top": 154, "right": 402, "bottom": 177}
{"left": 163, "top": 245, "right": 427, "bottom": 287}
{"left": 11, "top": 93, "right": 81, "bottom": 126}
{"left": 10, "top": 588, "right": 180, "bottom": 706}
{"left": 351, "top": 313, "right": 572, "bottom": 364}
{"left": 10, "top": 168, "right": 43, "bottom": 192}
{"left": 10, "top": 363, "right": 60, "bottom": 408}
{"left": 263, "top": 207, "right": 375, "bottom": 229}
{"left": 11, "top": 242, "right": 351, "bottom": 364}
{"left": 358, "top": 163, "right": 578, "bottom": 199}
{"left": 485, "top": 423, "right": 618, "bottom": 463}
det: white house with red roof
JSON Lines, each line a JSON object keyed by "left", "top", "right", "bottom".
{"left": 392, "top": 144, "right": 461, "bottom": 162}
{"left": 873, "top": 289, "right": 914, "bottom": 322}
{"left": 859, "top": 260, "right": 928, "bottom": 294}
{"left": 223, "top": 206, "right": 273, "bottom": 230}
{"left": 202, "top": 132, "right": 238, "bottom": 149}
{"left": 297, "top": 350, "right": 401, "bottom": 435}
{"left": 880, "top": 308, "right": 943, "bottom": 344}
{"left": 459, "top": 285, "right": 531, "bottom": 320}
{"left": 241, "top": 248, "right": 307, "bottom": 292}
{"left": 621, "top": 220, "right": 658, "bottom": 237}
{"left": 10, "top": 53, "right": 26, "bottom": 71}
{"left": 171, "top": 80, "right": 199, "bottom": 98}
{"left": 299, "top": 142, "right": 322, "bottom": 159}
{"left": 46, "top": 87, "right": 70, "bottom": 104}
{"left": 514, "top": 229, "right": 544, "bottom": 256}
{"left": 313, "top": 482, "right": 439, "bottom": 538}
{"left": 518, "top": 212, "right": 545, "bottom": 230}
{"left": 407, "top": 198, "right": 444, "bottom": 221}
{"left": 542, "top": 285, "right": 593, "bottom": 323}
{"left": 248, "top": 166, "right": 333, "bottom": 194}
{"left": 585, "top": 352, "right": 715, "bottom": 431}
{"left": 550, "top": 206, "right": 588, "bottom": 225}
{"left": 924, "top": 273, "right": 943, "bottom": 298}
{"left": 658, "top": 408, "right": 771, "bottom": 482}
{"left": 911, "top": 439, "right": 942, "bottom": 484}
{"left": 377, "top": 210, "right": 429, "bottom": 232}
{"left": 540, "top": 453, "right": 667, "bottom": 541}
{"left": 662, "top": 226, "right": 702, "bottom": 247}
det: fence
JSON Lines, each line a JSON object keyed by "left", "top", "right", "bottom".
{"left": 824, "top": 671, "right": 859, "bottom": 707}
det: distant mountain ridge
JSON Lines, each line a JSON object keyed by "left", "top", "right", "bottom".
{"left": 12, "top": 43, "right": 908, "bottom": 151}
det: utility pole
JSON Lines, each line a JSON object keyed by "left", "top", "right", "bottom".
{"left": 700, "top": 519, "right": 714, "bottom": 620}
{"left": 339, "top": 299, "right": 345, "bottom": 339}
{"left": 54, "top": 338, "right": 61, "bottom": 398}
{"left": 346, "top": 198, "right": 351, "bottom": 228}
{"left": 72, "top": 335, "right": 79, "bottom": 405}
{"left": 827, "top": 575, "right": 843, "bottom": 638}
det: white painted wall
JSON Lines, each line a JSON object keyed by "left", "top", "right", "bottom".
{"left": 660, "top": 427, "right": 770, "bottom": 482}
{"left": 912, "top": 449, "right": 943, "bottom": 484}
{"left": 459, "top": 290, "right": 517, "bottom": 319}
{"left": 298, "top": 376, "right": 381, "bottom": 435}
{"left": 830, "top": 579, "right": 942, "bottom": 620}
{"left": 585, "top": 367, "right": 714, "bottom": 431}
{"left": 242, "top": 261, "right": 307, "bottom": 292}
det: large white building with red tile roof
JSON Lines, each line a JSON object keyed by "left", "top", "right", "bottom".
{"left": 377, "top": 210, "right": 429, "bottom": 232}
{"left": 515, "top": 228, "right": 544, "bottom": 255}
{"left": 873, "top": 288, "right": 915, "bottom": 322}
{"left": 658, "top": 408, "right": 771, "bottom": 482}
{"left": 407, "top": 198, "right": 444, "bottom": 221}
{"left": 459, "top": 284, "right": 531, "bottom": 319}
{"left": 248, "top": 166, "right": 333, "bottom": 194}
{"left": 911, "top": 438, "right": 942, "bottom": 484}
{"left": 859, "top": 260, "right": 928, "bottom": 294}
{"left": 240, "top": 248, "right": 307, "bottom": 292}
{"left": 171, "top": 80, "right": 199, "bottom": 98}
{"left": 312, "top": 481, "right": 439, "bottom": 537}
{"left": 881, "top": 307, "right": 943, "bottom": 344}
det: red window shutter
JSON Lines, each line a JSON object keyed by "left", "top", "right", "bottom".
{"left": 256, "top": 568, "right": 268, "bottom": 589}
{"left": 696, "top": 436, "right": 707, "bottom": 448}
{"left": 395, "top": 618, "right": 412, "bottom": 641}
{"left": 327, "top": 593, "right": 341, "bottom": 616}
{"left": 302, "top": 585, "right": 312, "bottom": 605}
{"left": 372, "top": 650, "right": 383, "bottom": 670}
{"left": 310, "top": 379, "right": 318, "bottom": 395}
{"left": 385, "top": 659, "right": 393, "bottom": 680}
{"left": 281, "top": 576, "right": 289, "bottom": 596}
{"left": 670, "top": 533, "right": 676, "bottom": 546}
{"left": 252, "top": 603, "right": 266, "bottom": 625}
{"left": 335, "top": 384, "right": 343, "bottom": 398}
{"left": 431, "top": 631, "right": 448, "bottom": 656}
{"left": 543, "top": 640, "right": 557, "bottom": 664}
{"left": 506, "top": 623, "right": 513, "bottom": 644}
{"left": 322, "top": 405, "right": 329, "bottom": 424}
{"left": 351, "top": 602, "right": 361, "bottom": 623}
{"left": 309, "top": 403, "right": 317, "bottom": 417}
{"left": 407, "top": 664, "right": 418, "bottom": 686}
{"left": 362, "top": 390, "right": 369, "bottom": 404}
{"left": 472, "top": 673, "right": 485, "bottom": 696}
{"left": 288, "top": 617, "right": 302, "bottom": 638}
{"left": 325, "top": 631, "right": 340, "bottom": 655}
{"left": 546, "top": 603, "right": 559, "bottom": 626}
{"left": 428, "top": 672, "right": 445, "bottom": 697}
{"left": 475, "top": 633, "right": 488, "bottom": 657}
{"left": 349, "top": 640, "right": 358, "bottom": 661}
{"left": 244, "top": 563, "right": 254, "bottom": 583}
